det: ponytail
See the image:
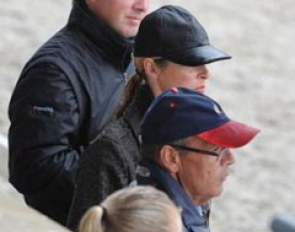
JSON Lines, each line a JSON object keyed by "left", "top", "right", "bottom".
{"left": 79, "top": 206, "right": 105, "bottom": 232}
{"left": 78, "top": 186, "right": 182, "bottom": 232}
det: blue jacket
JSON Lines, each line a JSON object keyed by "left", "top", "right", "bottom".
{"left": 137, "top": 160, "right": 210, "bottom": 232}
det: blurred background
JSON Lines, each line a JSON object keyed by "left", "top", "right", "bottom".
{"left": 0, "top": 0, "right": 295, "bottom": 231}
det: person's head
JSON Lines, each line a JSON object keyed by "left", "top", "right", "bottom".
{"left": 83, "top": 0, "right": 150, "bottom": 37}
{"left": 134, "top": 5, "right": 231, "bottom": 96}
{"left": 78, "top": 186, "right": 182, "bottom": 232}
{"left": 141, "top": 88, "right": 260, "bottom": 204}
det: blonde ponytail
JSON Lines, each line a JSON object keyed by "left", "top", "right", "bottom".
{"left": 78, "top": 186, "right": 182, "bottom": 232}
{"left": 79, "top": 206, "right": 105, "bottom": 232}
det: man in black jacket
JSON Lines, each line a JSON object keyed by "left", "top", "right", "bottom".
{"left": 8, "top": 0, "right": 150, "bottom": 225}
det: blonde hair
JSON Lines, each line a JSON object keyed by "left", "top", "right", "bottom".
{"left": 78, "top": 186, "right": 182, "bottom": 232}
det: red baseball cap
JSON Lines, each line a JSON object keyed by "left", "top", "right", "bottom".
{"left": 197, "top": 120, "right": 260, "bottom": 148}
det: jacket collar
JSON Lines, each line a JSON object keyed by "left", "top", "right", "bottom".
{"left": 67, "top": 2, "right": 134, "bottom": 69}
{"left": 137, "top": 160, "right": 210, "bottom": 231}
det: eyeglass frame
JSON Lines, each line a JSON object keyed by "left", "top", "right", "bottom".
{"left": 167, "top": 144, "right": 228, "bottom": 158}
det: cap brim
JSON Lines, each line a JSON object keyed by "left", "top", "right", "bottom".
{"left": 167, "top": 45, "right": 231, "bottom": 66}
{"left": 196, "top": 120, "right": 260, "bottom": 148}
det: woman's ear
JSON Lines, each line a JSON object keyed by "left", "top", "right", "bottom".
{"left": 157, "top": 145, "right": 181, "bottom": 174}
{"left": 143, "top": 59, "right": 159, "bottom": 79}
{"left": 142, "top": 59, "right": 162, "bottom": 96}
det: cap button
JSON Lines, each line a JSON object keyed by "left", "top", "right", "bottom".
{"left": 171, "top": 87, "right": 178, "bottom": 94}
{"left": 170, "top": 102, "right": 176, "bottom": 108}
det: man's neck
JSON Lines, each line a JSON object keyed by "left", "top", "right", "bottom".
{"left": 171, "top": 172, "right": 210, "bottom": 205}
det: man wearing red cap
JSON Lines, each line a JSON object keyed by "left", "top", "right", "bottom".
{"left": 138, "top": 87, "right": 260, "bottom": 232}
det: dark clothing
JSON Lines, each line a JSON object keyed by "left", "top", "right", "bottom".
{"left": 8, "top": 2, "right": 133, "bottom": 225}
{"left": 66, "top": 85, "right": 152, "bottom": 231}
{"left": 137, "top": 160, "right": 210, "bottom": 232}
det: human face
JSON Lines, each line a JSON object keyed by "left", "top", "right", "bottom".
{"left": 155, "top": 62, "right": 209, "bottom": 93}
{"left": 88, "top": 0, "right": 150, "bottom": 37}
{"left": 173, "top": 137, "right": 235, "bottom": 205}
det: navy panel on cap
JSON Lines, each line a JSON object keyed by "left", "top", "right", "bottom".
{"left": 141, "top": 87, "right": 260, "bottom": 147}
{"left": 141, "top": 88, "right": 230, "bottom": 144}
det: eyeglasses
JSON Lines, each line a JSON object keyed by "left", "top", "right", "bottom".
{"left": 168, "top": 144, "right": 228, "bottom": 158}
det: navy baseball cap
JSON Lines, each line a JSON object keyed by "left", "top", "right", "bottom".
{"left": 134, "top": 5, "right": 231, "bottom": 66}
{"left": 141, "top": 88, "right": 260, "bottom": 147}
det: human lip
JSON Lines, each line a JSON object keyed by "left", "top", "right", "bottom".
{"left": 221, "top": 172, "right": 229, "bottom": 182}
{"left": 126, "top": 15, "right": 142, "bottom": 22}
{"left": 196, "top": 86, "right": 205, "bottom": 93}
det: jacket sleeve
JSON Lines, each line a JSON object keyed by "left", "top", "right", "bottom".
{"left": 8, "top": 63, "right": 81, "bottom": 200}
{"left": 67, "top": 132, "right": 131, "bottom": 231}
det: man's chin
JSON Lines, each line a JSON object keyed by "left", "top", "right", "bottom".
{"left": 218, "top": 187, "right": 224, "bottom": 196}
{"left": 213, "top": 186, "right": 224, "bottom": 198}
{"left": 118, "top": 25, "right": 139, "bottom": 38}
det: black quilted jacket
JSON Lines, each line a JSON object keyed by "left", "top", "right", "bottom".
{"left": 8, "top": 1, "right": 133, "bottom": 225}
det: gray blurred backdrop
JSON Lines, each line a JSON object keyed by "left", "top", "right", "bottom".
{"left": 1, "top": 0, "right": 295, "bottom": 231}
